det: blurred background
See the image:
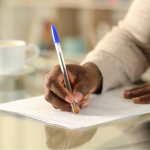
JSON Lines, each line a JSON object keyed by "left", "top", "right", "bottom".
{"left": 0, "top": 0, "right": 132, "bottom": 59}
{"left": 0, "top": 0, "right": 136, "bottom": 101}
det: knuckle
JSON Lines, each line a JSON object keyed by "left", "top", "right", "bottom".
{"left": 66, "top": 65, "right": 74, "bottom": 72}
{"left": 45, "top": 65, "right": 61, "bottom": 87}
{"left": 80, "top": 84, "right": 90, "bottom": 94}
{"left": 130, "top": 91, "right": 133, "bottom": 96}
{"left": 44, "top": 93, "right": 53, "bottom": 103}
{"left": 54, "top": 65, "right": 61, "bottom": 71}
{"left": 45, "top": 71, "right": 51, "bottom": 80}
{"left": 130, "top": 90, "right": 137, "bottom": 96}
{"left": 48, "top": 78, "right": 57, "bottom": 89}
{"left": 45, "top": 73, "right": 49, "bottom": 80}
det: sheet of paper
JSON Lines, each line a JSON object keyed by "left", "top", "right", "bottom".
{"left": 0, "top": 87, "right": 150, "bottom": 129}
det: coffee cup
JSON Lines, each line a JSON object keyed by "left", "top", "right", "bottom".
{"left": 0, "top": 40, "right": 40, "bottom": 74}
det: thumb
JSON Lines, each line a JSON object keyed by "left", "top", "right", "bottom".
{"left": 72, "top": 80, "right": 91, "bottom": 103}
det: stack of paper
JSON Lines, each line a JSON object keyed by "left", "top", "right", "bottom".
{"left": 0, "top": 87, "right": 150, "bottom": 129}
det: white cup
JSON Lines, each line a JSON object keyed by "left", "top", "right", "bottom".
{"left": 0, "top": 40, "right": 40, "bottom": 74}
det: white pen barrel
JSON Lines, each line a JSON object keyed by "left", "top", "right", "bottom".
{"left": 55, "top": 43, "right": 72, "bottom": 93}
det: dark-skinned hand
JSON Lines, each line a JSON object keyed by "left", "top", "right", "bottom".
{"left": 44, "top": 63, "right": 102, "bottom": 113}
{"left": 124, "top": 82, "right": 150, "bottom": 104}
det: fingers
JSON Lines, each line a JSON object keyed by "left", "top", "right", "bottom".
{"left": 133, "top": 94, "right": 150, "bottom": 104}
{"left": 125, "top": 82, "right": 150, "bottom": 92}
{"left": 46, "top": 78, "right": 73, "bottom": 103}
{"left": 45, "top": 64, "right": 93, "bottom": 113}
{"left": 45, "top": 65, "right": 74, "bottom": 103}
{"left": 84, "top": 94, "right": 91, "bottom": 100}
{"left": 45, "top": 90, "right": 71, "bottom": 112}
{"left": 124, "top": 85, "right": 150, "bottom": 99}
{"left": 73, "top": 76, "right": 93, "bottom": 103}
{"left": 77, "top": 99, "right": 89, "bottom": 108}
{"left": 45, "top": 86, "right": 80, "bottom": 113}
{"left": 124, "top": 82, "right": 150, "bottom": 104}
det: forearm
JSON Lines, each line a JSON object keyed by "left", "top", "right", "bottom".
{"left": 81, "top": 0, "right": 150, "bottom": 92}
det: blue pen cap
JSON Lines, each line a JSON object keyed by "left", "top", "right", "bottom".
{"left": 51, "top": 25, "right": 60, "bottom": 43}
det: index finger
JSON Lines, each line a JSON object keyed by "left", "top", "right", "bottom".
{"left": 45, "top": 66, "right": 74, "bottom": 103}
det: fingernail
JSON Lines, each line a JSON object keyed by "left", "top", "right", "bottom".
{"left": 132, "top": 97, "right": 140, "bottom": 103}
{"left": 74, "top": 92, "right": 83, "bottom": 103}
{"left": 65, "top": 96, "right": 73, "bottom": 103}
{"left": 81, "top": 102, "right": 89, "bottom": 108}
{"left": 124, "top": 91, "right": 130, "bottom": 97}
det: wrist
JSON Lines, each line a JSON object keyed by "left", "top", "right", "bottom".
{"left": 82, "top": 63, "right": 102, "bottom": 93}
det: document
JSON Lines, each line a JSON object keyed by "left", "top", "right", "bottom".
{"left": 0, "top": 87, "right": 150, "bottom": 129}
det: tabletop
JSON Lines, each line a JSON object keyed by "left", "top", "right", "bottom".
{"left": 0, "top": 55, "right": 150, "bottom": 149}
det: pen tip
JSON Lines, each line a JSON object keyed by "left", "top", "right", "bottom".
{"left": 72, "top": 103, "right": 76, "bottom": 115}
{"left": 73, "top": 109, "right": 76, "bottom": 115}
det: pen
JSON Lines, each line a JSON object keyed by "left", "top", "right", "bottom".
{"left": 51, "top": 24, "right": 76, "bottom": 115}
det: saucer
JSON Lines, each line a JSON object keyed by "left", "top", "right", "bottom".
{"left": 0, "top": 65, "right": 35, "bottom": 77}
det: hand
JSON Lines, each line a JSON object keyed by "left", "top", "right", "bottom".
{"left": 124, "top": 82, "right": 150, "bottom": 104}
{"left": 44, "top": 63, "right": 102, "bottom": 113}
